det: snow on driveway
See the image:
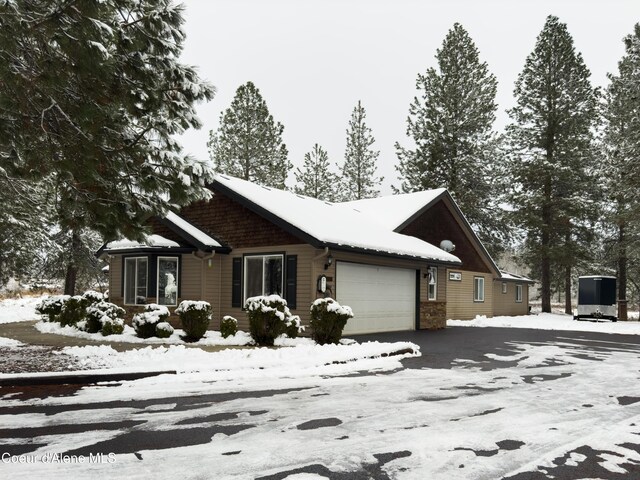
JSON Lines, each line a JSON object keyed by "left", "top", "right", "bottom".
{"left": 449, "top": 312, "right": 640, "bottom": 335}
{"left": 1, "top": 334, "right": 639, "bottom": 479}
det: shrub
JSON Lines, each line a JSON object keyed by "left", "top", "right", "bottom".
{"left": 155, "top": 321, "right": 174, "bottom": 338}
{"left": 284, "top": 315, "right": 304, "bottom": 339}
{"left": 101, "top": 317, "right": 125, "bottom": 336}
{"left": 132, "top": 304, "right": 170, "bottom": 338}
{"left": 310, "top": 298, "right": 354, "bottom": 345}
{"left": 35, "top": 295, "right": 70, "bottom": 322}
{"left": 245, "top": 295, "right": 299, "bottom": 346}
{"left": 58, "top": 296, "right": 86, "bottom": 327}
{"left": 175, "top": 300, "right": 212, "bottom": 342}
{"left": 82, "top": 290, "right": 106, "bottom": 307}
{"left": 220, "top": 315, "right": 238, "bottom": 339}
{"left": 86, "top": 301, "right": 126, "bottom": 335}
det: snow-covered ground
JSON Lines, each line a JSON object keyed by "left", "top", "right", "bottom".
{"left": 34, "top": 321, "right": 256, "bottom": 346}
{"left": 0, "top": 296, "right": 40, "bottom": 323}
{"left": 1, "top": 334, "right": 638, "bottom": 479}
{"left": 449, "top": 312, "right": 640, "bottom": 335}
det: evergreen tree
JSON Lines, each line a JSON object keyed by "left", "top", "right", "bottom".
{"left": 505, "top": 16, "right": 600, "bottom": 313}
{"left": 0, "top": 0, "right": 214, "bottom": 294}
{"left": 339, "top": 101, "right": 383, "bottom": 200}
{"left": 601, "top": 23, "right": 640, "bottom": 319}
{"left": 294, "top": 144, "right": 336, "bottom": 201}
{"left": 208, "top": 81, "right": 291, "bottom": 189}
{"left": 394, "top": 23, "right": 506, "bottom": 256}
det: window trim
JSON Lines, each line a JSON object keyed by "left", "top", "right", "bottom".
{"left": 502, "top": 282, "right": 507, "bottom": 294}
{"left": 157, "top": 256, "right": 179, "bottom": 306}
{"left": 515, "top": 284, "right": 523, "bottom": 303}
{"left": 124, "top": 256, "right": 148, "bottom": 306}
{"left": 473, "top": 276, "right": 485, "bottom": 303}
{"left": 427, "top": 266, "right": 437, "bottom": 301}
{"left": 242, "top": 253, "right": 285, "bottom": 303}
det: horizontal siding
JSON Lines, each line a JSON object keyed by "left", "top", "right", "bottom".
{"left": 493, "top": 282, "right": 529, "bottom": 316}
{"left": 445, "top": 269, "right": 493, "bottom": 320}
{"left": 218, "top": 244, "right": 315, "bottom": 331}
{"left": 109, "top": 256, "right": 122, "bottom": 303}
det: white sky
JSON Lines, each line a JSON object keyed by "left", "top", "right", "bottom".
{"left": 178, "top": 0, "right": 639, "bottom": 194}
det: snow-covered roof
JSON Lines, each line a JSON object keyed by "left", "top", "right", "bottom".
{"left": 104, "top": 234, "right": 180, "bottom": 251}
{"left": 343, "top": 189, "right": 447, "bottom": 230}
{"left": 500, "top": 271, "right": 535, "bottom": 283}
{"left": 163, "top": 211, "right": 222, "bottom": 248}
{"left": 213, "top": 175, "right": 461, "bottom": 264}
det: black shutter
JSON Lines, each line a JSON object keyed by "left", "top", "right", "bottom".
{"left": 232, "top": 258, "right": 242, "bottom": 308}
{"left": 285, "top": 255, "right": 297, "bottom": 309}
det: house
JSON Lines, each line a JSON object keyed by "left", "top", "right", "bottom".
{"left": 98, "top": 174, "right": 533, "bottom": 334}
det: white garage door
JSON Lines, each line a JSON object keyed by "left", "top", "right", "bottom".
{"left": 336, "top": 262, "right": 416, "bottom": 335}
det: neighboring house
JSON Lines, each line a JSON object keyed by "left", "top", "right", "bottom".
{"left": 98, "top": 174, "right": 533, "bottom": 334}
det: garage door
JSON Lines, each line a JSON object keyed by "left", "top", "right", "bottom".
{"left": 336, "top": 262, "right": 416, "bottom": 335}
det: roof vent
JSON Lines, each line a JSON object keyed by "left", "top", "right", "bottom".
{"left": 440, "top": 240, "right": 455, "bottom": 252}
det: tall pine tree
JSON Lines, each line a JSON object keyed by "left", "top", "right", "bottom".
{"left": 294, "top": 144, "right": 336, "bottom": 201}
{"left": 601, "top": 23, "right": 640, "bottom": 319}
{"left": 505, "top": 16, "right": 599, "bottom": 313}
{"left": 208, "top": 81, "right": 291, "bottom": 189}
{"left": 395, "top": 23, "right": 506, "bottom": 256}
{"left": 0, "top": 0, "right": 215, "bottom": 294}
{"left": 338, "top": 101, "right": 383, "bottom": 200}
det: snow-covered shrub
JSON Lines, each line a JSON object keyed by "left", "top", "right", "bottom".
{"left": 132, "top": 304, "right": 170, "bottom": 338}
{"left": 155, "top": 321, "right": 174, "bottom": 339}
{"left": 85, "top": 301, "right": 126, "bottom": 334}
{"left": 101, "top": 317, "right": 125, "bottom": 336}
{"left": 82, "top": 290, "right": 106, "bottom": 307}
{"left": 58, "top": 295, "right": 86, "bottom": 327}
{"left": 3, "top": 278, "right": 23, "bottom": 296}
{"left": 35, "top": 295, "right": 70, "bottom": 322}
{"left": 245, "top": 295, "right": 298, "bottom": 346}
{"left": 284, "top": 314, "right": 304, "bottom": 339}
{"left": 175, "top": 300, "right": 211, "bottom": 341}
{"left": 220, "top": 315, "right": 238, "bottom": 339}
{"left": 310, "top": 298, "right": 354, "bottom": 345}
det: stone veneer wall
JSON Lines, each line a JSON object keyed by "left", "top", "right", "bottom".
{"left": 420, "top": 301, "right": 447, "bottom": 330}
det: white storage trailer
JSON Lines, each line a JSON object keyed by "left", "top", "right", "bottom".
{"left": 575, "top": 276, "right": 617, "bottom": 322}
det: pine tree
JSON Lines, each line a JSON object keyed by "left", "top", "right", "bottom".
{"left": 394, "top": 23, "right": 506, "bottom": 256}
{"left": 505, "top": 16, "right": 600, "bottom": 313}
{"left": 294, "top": 144, "right": 336, "bottom": 201}
{"left": 339, "top": 101, "right": 383, "bottom": 200}
{"left": 0, "top": 0, "right": 215, "bottom": 294}
{"left": 208, "top": 81, "right": 291, "bottom": 189}
{"left": 601, "top": 24, "right": 640, "bottom": 319}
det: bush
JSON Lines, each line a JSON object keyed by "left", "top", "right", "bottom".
{"left": 86, "top": 301, "right": 126, "bottom": 335}
{"left": 155, "top": 321, "right": 174, "bottom": 338}
{"left": 35, "top": 295, "right": 70, "bottom": 322}
{"left": 101, "top": 317, "right": 125, "bottom": 336}
{"left": 58, "top": 296, "right": 86, "bottom": 327}
{"left": 284, "top": 315, "right": 304, "bottom": 339}
{"left": 246, "top": 295, "right": 299, "bottom": 346}
{"left": 310, "top": 298, "right": 353, "bottom": 345}
{"left": 175, "top": 300, "right": 211, "bottom": 342}
{"left": 132, "top": 304, "right": 170, "bottom": 338}
{"left": 220, "top": 315, "right": 238, "bottom": 339}
{"left": 82, "top": 290, "right": 106, "bottom": 307}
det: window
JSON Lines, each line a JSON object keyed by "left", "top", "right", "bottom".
{"left": 449, "top": 271, "right": 462, "bottom": 281}
{"left": 244, "top": 254, "right": 284, "bottom": 302}
{"left": 516, "top": 284, "right": 523, "bottom": 303}
{"left": 124, "top": 257, "right": 148, "bottom": 305}
{"left": 428, "top": 266, "right": 437, "bottom": 300}
{"left": 158, "top": 257, "right": 179, "bottom": 306}
{"left": 473, "top": 276, "right": 485, "bottom": 302}
{"left": 502, "top": 282, "right": 507, "bottom": 294}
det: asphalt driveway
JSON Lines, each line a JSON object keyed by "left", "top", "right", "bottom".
{"left": 354, "top": 325, "right": 640, "bottom": 370}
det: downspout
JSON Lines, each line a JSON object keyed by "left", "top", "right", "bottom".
{"left": 312, "top": 247, "right": 329, "bottom": 262}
